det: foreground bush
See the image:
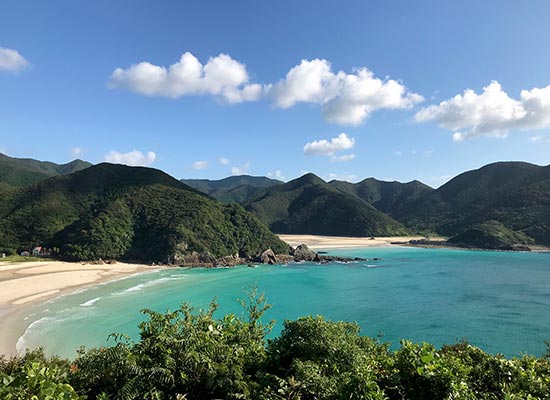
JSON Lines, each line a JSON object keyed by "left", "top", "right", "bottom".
{"left": 2, "top": 292, "right": 550, "bottom": 399}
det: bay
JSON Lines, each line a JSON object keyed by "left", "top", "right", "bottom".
{"left": 17, "top": 246, "right": 550, "bottom": 358}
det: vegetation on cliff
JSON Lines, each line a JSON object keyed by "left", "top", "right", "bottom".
{"left": 448, "top": 220, "right": 535, "bottom": 250}
{"left": 0, "top": 163, "right": 288, "bottom": 262}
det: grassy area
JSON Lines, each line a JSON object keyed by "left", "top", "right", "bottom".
{"left": 0, "top": 255, "right": 53, "bottom": 263}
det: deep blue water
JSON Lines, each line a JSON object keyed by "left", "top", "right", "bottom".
{"left": 17, "top": 246, "right": 550, "bottom": 358}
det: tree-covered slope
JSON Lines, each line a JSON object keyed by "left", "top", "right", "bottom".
{"left": 0, "top": 163, "right": 288, "bottom": 261}
{"left": 181, "top": 175, "right": 283, "bottom": 203}
{"left": 447, "top": 220, "right": 535, "bottom": 250}
{"left": 245, "top": 173, "right": 409, "bottom": 236}
{"left": 0, "top": 153, "right": 92, "bottom": 187}
{"left": 329, "top": 178, "right": 433, "bottom": 215}
{"left": 396, "top": 162, "right": 550, "bottom": 244}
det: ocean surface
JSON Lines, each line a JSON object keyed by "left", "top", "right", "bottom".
{"left": 17, "top": 246, "right": 550, "bottom": 358}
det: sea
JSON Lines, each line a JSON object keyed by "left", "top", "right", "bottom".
{"left": 15, "top": 246, "right": 550, "bottom": 359}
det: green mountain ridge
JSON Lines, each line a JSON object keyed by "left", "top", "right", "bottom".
{"left": 0, "top": 153, "right": 92, "bottom": 187}
{"left": 181, "top": 175, "right": 282, "bottom": 203}
{"left": 396, "top": 161, "right": 550, "bottom": 244}
{"left": 245, "top": 173, "right": 410, "bottom": 236}
{"left": 0, "top": 163, "right": 288, "bottom": 261}
{"left": 329, "top": 177, "right": 434, "bottom": 215}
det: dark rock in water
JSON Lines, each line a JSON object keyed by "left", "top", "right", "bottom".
{"left": 276, "top": 254, "right": 295, "bottom": 264}
{"left": 317, "top": 251, "right": 328, "bottom": 254}
{"left": 292, "top": 244, "right": 317, "bottom": 261}
{"left": 257, "top": 248, "right": 278, "bottom": 264}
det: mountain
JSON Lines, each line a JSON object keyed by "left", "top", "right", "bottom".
{"left": 329, "top": 178, "right": 433, "bottom": 215}
{"left": 396, "top": 161, "right": 550, "bottom": 244}
{"left": 181, "top": 175, "right": 283, "bottom": 203}
{"left": 0, "top": 163, "right": 289, "bottom": 261}
{"left": 245, "top": 173, "right": 409, "bottom": 236}
{"left": 0, "top": 153, "right": 92, "bottom": 187}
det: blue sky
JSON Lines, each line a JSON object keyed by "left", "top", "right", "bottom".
{"left": 1, "top": 0, "right": 550, "bottom": 187}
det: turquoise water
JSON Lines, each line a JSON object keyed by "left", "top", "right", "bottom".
{"left": 17, "top": 247, "right": 550, "bottom": 358}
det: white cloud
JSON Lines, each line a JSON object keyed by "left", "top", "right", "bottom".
{"left": 0, "top": 47, "right": 29, "bottom": 72}
{"left": 394, "top": 151, "right": 402, "bottom": 157}
{"left": 330, "top": 154, "right": 355, "bottom": 163}
{"left": 269, "top": 58, "right": 423, "bottom": 125}
{"left": 104, "top": 150, "right": 156, "bottom": 166}
{"left": 267, "top": 170, "right": 285, "bottom": 180}
{"left": 422, "top": 150, "right": 434, "bottom": 157}
{"left": 231, "top": 162, "right": 250, "bottom": 175}
{"left": 108, "top": 52, "right": 262, "bottom": 103}
{"left": 415, "top": 81, "right": 550, "bottom": 140}
{"left": 530, "top": 135, "right": 550, "bottom": 143}
{"left": 219, "top": 157, "right": 230, "bottom": 165}
{"left": 326, "top": 172, "right": 358, "bottom": 182}
{"left": 304, "top": 133, "right": 355, "bottom": 156}
{"left": 71, "top": 147, "right": 83, "bottom": 157}
{"left": 192, "top": 160, "right": 208, "bottom": 170}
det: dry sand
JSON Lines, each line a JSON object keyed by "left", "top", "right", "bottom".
{"left": 278, "top": 234, "right": 444, "bottom": 250}
{"left": 0, "top": 260, "right": 161, "bottom": 357}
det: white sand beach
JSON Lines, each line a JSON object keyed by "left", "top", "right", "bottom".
{"left": 278, "top": 234, "right": 445, "bottom": 250}
{"left": 0, "top": 260, "right": 161, "bottom": 357}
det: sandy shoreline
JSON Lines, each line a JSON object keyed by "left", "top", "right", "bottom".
{"left": 0, "top": 235, "right": 434, "bottom": 357}
{"left": 277, "top": 234, "right": 442, "bottom": 250}
{"left": 0, "top": 260, "right": 161, "bottom": 357}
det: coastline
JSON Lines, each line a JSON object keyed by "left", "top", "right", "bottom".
{"left": 0, "top": 260, "right": 162, "bottom": 357}
{"left": 277, "top": 234, "right": 443, "bottom": 250}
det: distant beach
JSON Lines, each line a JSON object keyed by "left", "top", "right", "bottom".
{"left": 0, "top": 260, "right": 161, "bottom": 356}
{"left": 278, "top": 234, "right": 444, "bottom": 250}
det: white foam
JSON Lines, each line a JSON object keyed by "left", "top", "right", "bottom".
{"left": 80, "top": 297, "right": 101, "bottom": 307}
{"left": 116, "top": 276, "right": 186, "bottom": 294}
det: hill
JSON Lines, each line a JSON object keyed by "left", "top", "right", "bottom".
{"left": 245, "top": 173, "right": 409, "bottom": 236}
{"left": 0, "top": 153, "right": 92, "bottom": 187}
{"left": 0, "top": 163, "right": 289, "bottom": 262}
{"left": 447, "top": 220, "right": 534, "bottom": 250}
{"left": 329, "top": 178, "right": 433, "bottom": 215}
{"left": 396, "top": 162, "right": 550, "bottom": 244}
{"left": 181, "top": 175, "right": 282, "bottom": 203}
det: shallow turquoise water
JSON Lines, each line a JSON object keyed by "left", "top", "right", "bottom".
{"left": 17, "top": 247, "right": 550, "bottom": 358}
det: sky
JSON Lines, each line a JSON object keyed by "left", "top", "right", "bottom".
{"left": 1, "top": 0, "right": 550, "bottom": 187}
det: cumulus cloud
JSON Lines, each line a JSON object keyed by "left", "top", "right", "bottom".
{"left": 71, "top": 147, "right": 83, "bottom": 157}
{"left": 330, "top": 154, "right": 355, "bottom": 163}
{"left": 415, "top": 81, "right": 550, "bottom": 141}
{"left": 326, "top": 172, "right": 358, "bottom": 182}
{"left": 269, "top": 59, "right": 423, "bottom": 125}
{"left": 304, "top": 133, "right": 355, "bottom": 156}
{"left": 267, "top": 170, "right": 285, "bottom": 180}
{"left": 0, "top": 47, "right": 29, "bottom": 72}
{"left": 231, "top": 162, "right": 250, "bottom": 175}
{"left": 104, "top": 150, "right": 156, "bottom": 166}
{"left": 219, "top": 157, "right": 230, "bottom": 165}
{"left": 108, "top": 52, "right": 262, "bottom": 103}
{"left": 530, "top": 135, "right": 550, "bottom": 143}
{"left": 192, "top": 160, "right": 208, "bottom": 170}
